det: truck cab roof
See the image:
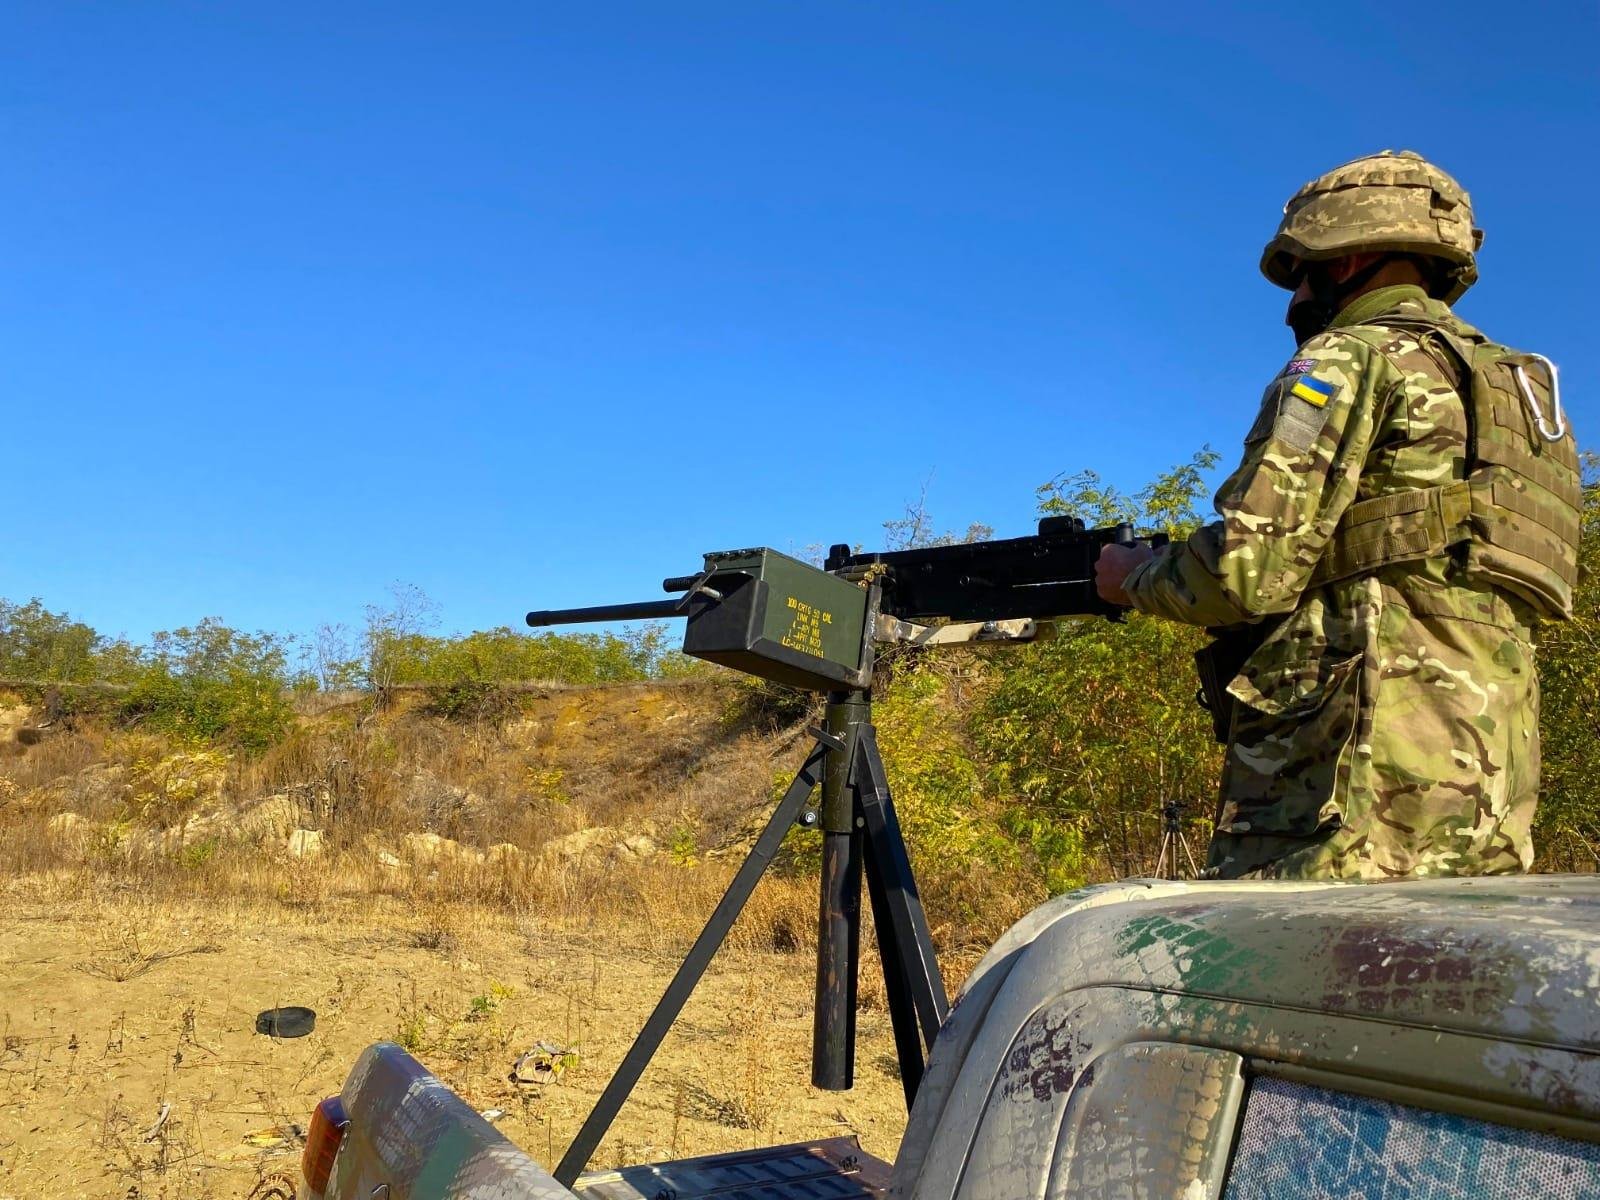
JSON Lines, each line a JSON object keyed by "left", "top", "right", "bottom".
{"left": 899, "top": 874, "right": 1600, "bottom": 1199}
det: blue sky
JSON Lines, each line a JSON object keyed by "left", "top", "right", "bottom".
{"left": 4, "top": 1, "right": 1596, "bottom": 644}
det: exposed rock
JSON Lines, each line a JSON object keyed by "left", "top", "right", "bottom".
{"left": 541, "top": 826, "right": 616, "bottom": 862}
{"left": 615, "top": 834, "right": 659, "bottom": 861}
{"left": 486, "top": 842, "right": 524, "bottom": 866}
{"left": 129, "top": 749, "right": 230, "bottom": 816}
{"left": 287, "top": 828, "right": 325, "bottom": 858}
{"left": 355, "top": 833, "right": 406, "bottom": 871}
{"left": 237, "top": 794, "right": 310, "bottom": 843}
{"left": 541, "top": 826, "right": 659, "bottom": 864}
{"left": 403, "top": 831, "right": 484, "bottom": 867}
{"left": 176, "top": 810, "right": 229, "bottom": 842}
{"left": 0, "top": 704, "right": 37, "bottom": 748}
{"left": 404, "top": 771, "right": 487, "bottom": 828}
{"left": 123, "top": 824, "right": 188, "bottom": 856}
{"left": 374, "top": 848, "right": 404, "bottom": 871}
{"left": 26, "top": 762, "right": 127, "bottom": 812}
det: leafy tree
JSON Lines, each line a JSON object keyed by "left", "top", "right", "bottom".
{"left": 978, "top": 453, "right": 1222, "bottom": 884}
{"left": 119, "top": 619, "right": 294, "bottom": 751}
{"left": 371, "top": 623, "right": 701, "bottom": 687}
{"left": 361, "top": 582, "right": 703, "bottom": 691}
{"left": 978, "top": 614, "right": 1219, "bottom": 883}
{"left": 0, "top": 598, "right": 136, "bottom": 683}
{"left": 1037, "top": 448, "right": 1221, "bottom": 537}
{"left": 872, "top": 660, "right": 1012, "bottom": 863}
{"left": 364, "top": 583, "right": 442, "bottom": 692}
{"left": 882, "top": 479, "right": 993, "bottom": 550}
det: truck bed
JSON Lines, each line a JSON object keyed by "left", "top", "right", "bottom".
{"left": 576, "top": 1138, "right": 889, "bottom": 1199}
{"left": 321, "top": 1042, "right": 889, "bottom": 1200}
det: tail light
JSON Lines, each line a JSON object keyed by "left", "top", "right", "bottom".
{"left": 301, "top": 1095, "right": 350, "bottom": 1196}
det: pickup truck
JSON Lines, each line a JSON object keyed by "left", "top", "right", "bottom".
{"left": 294, "top": 875, "right": 1600, "bottom": 1199}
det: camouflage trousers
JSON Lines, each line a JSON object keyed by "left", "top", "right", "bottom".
{"left": 1204, "top": 582, "right": 1540, "bottom": 881}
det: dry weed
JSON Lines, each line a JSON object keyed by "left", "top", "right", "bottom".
{"left": 731, "top": 973, "right": 780, "bottom": 1134}
{"left": 75, "top": 899, "right": 221, "bottom": 983}
{"left": 98, "top": 1094, "right": 210, "bottom": 1199}
{"left": 409, "top": 893, "right": 467, "bottom": 955}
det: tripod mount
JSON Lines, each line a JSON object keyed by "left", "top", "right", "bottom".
{"left": 525, "top": 519, "right": 1168, "bottom": 1183}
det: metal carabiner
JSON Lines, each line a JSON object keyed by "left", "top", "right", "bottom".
{"left": 1512, "top": 354, "right": 1567, "bottom": 442}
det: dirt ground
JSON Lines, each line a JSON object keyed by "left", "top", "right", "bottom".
{"left": 0, "top": 887, "right": 910, "bottom": 1200}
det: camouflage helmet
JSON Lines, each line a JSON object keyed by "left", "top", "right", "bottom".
{"left": 1260, "top": 150, "right": 1483, "bottom": 303}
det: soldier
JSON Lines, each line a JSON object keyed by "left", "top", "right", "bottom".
{"left": 1095, "top": 150, "right": 1581, "bottom": 881}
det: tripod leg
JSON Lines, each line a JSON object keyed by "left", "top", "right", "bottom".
{"left": 553, "top": 742, "right": 827, "bottom": 1186}
{"left": 863, "top": 836, "right": 928, "bottom": 1108}
{"left": 814, "top": 693, "right": 867, "bottom": 1090}
{"left": 1157, "top": 830, "right": 1171, "bottom": 880}
{"left": 1180, "top": 832, "right": 1201, "bottom": 879}
{"left": 855, "top": 728, "right": 949, "bottom": 1060}
{"left": 813, "top": 823, "right": 861, "bottom": 1089}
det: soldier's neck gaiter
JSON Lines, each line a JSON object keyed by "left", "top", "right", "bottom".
{"left": 1286, "top": 258, "right": 1391, "bottom": 345}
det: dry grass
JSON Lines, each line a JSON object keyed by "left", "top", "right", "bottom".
{"left": 0, "top": 881, "right": 912, "bottom": 1197}
{"left": 0, "top": 682, "right": 1029, "bottom": 959}
{"left": 0, "top": 679, "right": 1033, "bottom": 1193}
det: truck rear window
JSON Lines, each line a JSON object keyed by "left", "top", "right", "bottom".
{"left": 1224, "top": 1077, "right": 1600, "bottom": 1200}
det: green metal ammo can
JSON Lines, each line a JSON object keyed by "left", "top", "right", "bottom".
{"left": 682, "top": 548, "right": 870, "bottom": 691}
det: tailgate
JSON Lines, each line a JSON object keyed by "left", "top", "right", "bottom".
{"left": 576, "top": 1138, "right": 889, "bottom": 1199}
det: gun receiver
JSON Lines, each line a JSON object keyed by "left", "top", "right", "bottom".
{"left": 526, "top": 518, "right": 1166, "bottom": 693}
{"left": 825, "top": 516, "right": 1159, "bottom": 622}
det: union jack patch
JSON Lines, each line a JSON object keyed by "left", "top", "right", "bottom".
{"left": 1282, "top": 358, "right": 1316, "bottom": 376}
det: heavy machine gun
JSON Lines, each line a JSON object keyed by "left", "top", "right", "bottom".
{"left": 527, "top": 517, "right": 1158, "bottom": 691}
{"left": 526, "top": 517, "right": 1166, "bottom": 1185}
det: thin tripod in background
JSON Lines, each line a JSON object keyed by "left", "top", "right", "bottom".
{"left": 1155, "top": 800, "right": 1201, "bottom": 880}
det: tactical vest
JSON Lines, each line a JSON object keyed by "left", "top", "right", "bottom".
{"left": 1310, "top": 313, "right": 1582, "bottom": 620}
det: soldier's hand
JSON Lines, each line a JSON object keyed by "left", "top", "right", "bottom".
{"left": 1095, "top": 541, "right": 1155, "bottom": 607}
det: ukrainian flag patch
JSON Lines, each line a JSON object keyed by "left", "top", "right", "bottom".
{"left": 1289, "top": 375, "right": 1337, "bottom": 408}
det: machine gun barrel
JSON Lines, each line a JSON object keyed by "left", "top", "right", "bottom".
{"left": 526, "top": 599, "right": 694, "bottom": 627}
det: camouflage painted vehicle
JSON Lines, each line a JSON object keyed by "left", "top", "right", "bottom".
{"left": 295, "top": 874, "right": 1600, "bottom": 1199}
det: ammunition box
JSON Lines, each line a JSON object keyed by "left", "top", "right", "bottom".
{"left": 683, "top": 548, "right": 869, "bottom": 690}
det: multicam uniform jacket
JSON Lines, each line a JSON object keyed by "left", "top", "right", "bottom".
{"left": 1124, "top": 285, "right": 1548, "bottom": 881}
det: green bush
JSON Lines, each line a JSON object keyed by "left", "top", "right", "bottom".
{"left": 372, "top": 622, "right": 703, "bottom": 688}
{"left": 425, "top": 679, "right": 518, "bottom": 724}
{"left": 977, "top": 614, "right": 1219, "bottom": 882}
{"left": 872, "top": 660, "right": 1015, "bottom": 868}
{"left": 974, "top": 455, "right": 1221, "bottom": 883}
{"left": 118, "top": 619, "right": 294, "bottom": 752}
{"left": 1529, "top": 453, "right": 1600, "bottom": 868}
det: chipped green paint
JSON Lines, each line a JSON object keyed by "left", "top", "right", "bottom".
{"left": 1112, "top": 911, "right": 1267, "bottom": 994}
